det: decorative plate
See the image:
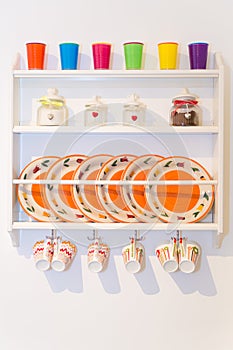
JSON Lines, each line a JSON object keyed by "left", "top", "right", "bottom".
{"left": 96, "top": 154, "right": 139, "bottom": 223}
{"left": 121, "top": 154, "right": 164, "bottom": 222}
{"left": 146, "top": 156, "right": 215, "bottom": 223}
{"left": 72, "top": 154, "right": 114, "bottom": 223}
{"left": 44, "top": 154, "right": 89, "bottom": 222}
{"left": 17, "top": 156, "right": 61, "bottom": 222}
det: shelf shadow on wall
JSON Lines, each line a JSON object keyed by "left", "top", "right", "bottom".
{"left": 44, "top": 253, "right": 84, "bottom": 293}
{"left": 97, "top": 247, "right": 160, "bottom": 295}
{"left": 132, "top": 234, "right": 161, "bottom": 294}
{"left": 133, "top": 256, "right": 160, "bottom": 295}
{"left": 97, "top": 250, "right": 121, "bottom": 294}
{"left": 169, "top": 253, "right": 217, "bottom": 296}
{"left": 79, "top": 53, "right": 92, "bottom": 70}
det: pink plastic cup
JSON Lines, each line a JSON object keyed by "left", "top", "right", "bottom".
{"left": 92, "top": 42, "right": 111, "bottom": 69}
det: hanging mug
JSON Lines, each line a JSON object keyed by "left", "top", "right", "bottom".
{"left": 33, "top": 237, "right": 54, "bottom": 271}
{"left": 122, "top": 237, "right": 144, "bottom": 274}
{"left": 87, "top": 238, "right": 110, "bottom": 273}
{"left": 51, "top": 238, "right": 77, "bottom": 272}
{"left": 178, "top": 239, "right": 201, "bottom": 273}
{"left": 155, "top": 237, "right": 179, "bottom": 273}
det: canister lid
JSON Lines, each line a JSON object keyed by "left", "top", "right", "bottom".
{"left": 85, "top": 95, "right": 106, "bottom": 108}
{"left": 124, "top": 93, "right": 146, "bottom": 108}
{"left": 39, "top": 88, "right": 65, "bottom": 106}
{"left": 172, "top": 88, "right": 198, "bottom": 102}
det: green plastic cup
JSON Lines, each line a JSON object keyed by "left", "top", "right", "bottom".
{"left": 123, "top": 42, "right": 144, "bottom": 69}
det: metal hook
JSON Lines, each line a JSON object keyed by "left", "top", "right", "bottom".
{"left": 87, "top": 229, "right": 100, "bottom": 241}
{"left": 174, "top": 230, "right": 187, "bottom": 244}
{"left": 129, "top": 230, "right": 144, "bottom": 242}
{"left": 177, "top": 230, "right": 180, "bottom": 241}
{"left": 52, "top": 229, "right": 57, "bottom": 240}
{"left": 177, "top": 230, "right": 187, "bottom": 242}
{"left": 46, "top": 229, "right": 60, "bottom": 241}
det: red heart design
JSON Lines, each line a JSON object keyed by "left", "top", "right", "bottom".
{"left": 92, "top": 111, "right": 98, "bottom": 118}
{"left": 131, "top": 115, "right": 137, "bottom": 121}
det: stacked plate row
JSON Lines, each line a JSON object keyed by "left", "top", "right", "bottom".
{"left": 17, "top": 154, "right": 214, "bottom": 224}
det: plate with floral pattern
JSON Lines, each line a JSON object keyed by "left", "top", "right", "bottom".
{"left": 146, "top": 156, "right": 215, "bottom": 223}
{"left": 44, "top": 154, "right": 89, "bottom": 222}
{"left": 96, "top": 154, "right": 139, "bottom": 223}
{"left": 17, "top": 156, "right": 61, "bottom": 222}
{"left": 121, "top": 154, "right": 164, "bottom": 222}
{"left": 72, "top": 154, "right": 114, "bottom": 223}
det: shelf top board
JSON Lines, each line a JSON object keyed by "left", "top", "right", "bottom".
{"left": 13, "top": 69, "right": 220, "bottom": 79}
{"left": 11, "top": 221, "right": 218, "bottom": 231}
{"left": 13, "top": 125, "right": 219, "bottom": 134}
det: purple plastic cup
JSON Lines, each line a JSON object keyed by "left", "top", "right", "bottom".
{"left": 188, "top": 42, "right": 209, "bottom": 69}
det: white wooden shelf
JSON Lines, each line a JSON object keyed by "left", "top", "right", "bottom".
{"left": 9, "top": 52, "right": 225, "bottom": 248}
{"left": 13, "top": 69, "right": 220, "bottom": 79}
{"left": 13, "top": 125, "right": 219, "bottom": 134}
{"left": 12, "top": 221, "right": 218, "bottom": 231}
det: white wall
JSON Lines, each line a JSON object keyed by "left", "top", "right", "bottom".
{"left": 0, "top": 1, "right": 233, "bottom": 349}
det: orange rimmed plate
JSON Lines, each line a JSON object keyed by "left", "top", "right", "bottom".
{"left": 146, "top": 156, "right": 215, "bottom": 223}
{"left": 96, "top": 154, "right": 139, "bottom": 223}
{"left": 121, "top": 154, "right": 164, "bottom": 222}
{"left": 44, "top": 154, "right": 89, "bottom": 222}
{"left": 72, "top": 154, "right": 114, "bottom": 223}
{"left": 17, "top": 156, "right": 61, "bottom": 222}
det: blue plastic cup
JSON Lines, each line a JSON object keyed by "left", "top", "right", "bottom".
{"left": 59, "top": 43, "right": 79, "bottom": 70}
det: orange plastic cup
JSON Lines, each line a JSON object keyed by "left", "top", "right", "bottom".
{"left": 26, "top": 42, "right": 46, "bottom": 70}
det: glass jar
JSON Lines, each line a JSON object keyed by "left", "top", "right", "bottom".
{"left": 37, "top": 88, "right": 67, "bottom": 126}
{"left": 84, "top": 96, "right": 107, "bottom": 127}
{"left": 170, "top": 89, "right": 201, "bottom": 126}
{"left": 123, "top": 93, "right": 146, "bottom": 126}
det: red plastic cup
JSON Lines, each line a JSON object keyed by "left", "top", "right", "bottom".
{"left": 92, "top": 42, "right": 111, "bottom": 69}
{"left": 26, "top": 42, "right": 46, "bottom": 70}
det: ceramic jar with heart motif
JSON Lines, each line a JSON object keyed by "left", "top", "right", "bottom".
{"left": 123, "top": 93, "right": 146, "bottom": 126}
{"left": 84, "top": 95, "right": 107, "bottom": 127}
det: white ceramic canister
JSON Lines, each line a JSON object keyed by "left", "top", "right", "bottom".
{"left": 37, "top": 88, "right": 68, "bottom": 126}
{"left": 123, "top": 93, "right": 146, "bottom": 126}
{"left": 84, "top": 95, "right": 107, "bottom": 127}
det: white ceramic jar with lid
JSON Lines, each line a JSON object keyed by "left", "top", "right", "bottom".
{"left": 37, "top": 88, "right": 68, "bottom": 126}
{"left": 84, "top": 96, "right": 107, "bottom": 127}
{"left": 123, "top": 93, "right": 146, "bottom": 126}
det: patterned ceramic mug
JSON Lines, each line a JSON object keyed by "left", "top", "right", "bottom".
{"left": 178, "top": 239, "right": 201, "bottom": 273}
{"left": 33, "top": 238, "right": 54, "bottom": 271}
{"left": 122, "top": 238, "right": 144, "bottom": 274}
{"left": 155, "top": 238, "right": 179, "bottom": 273}
{"left": 51, "top": 238, "right": 77, "bottom": 272}
{"left": 87, "top": 239, "right": 110, "bottom": 273}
